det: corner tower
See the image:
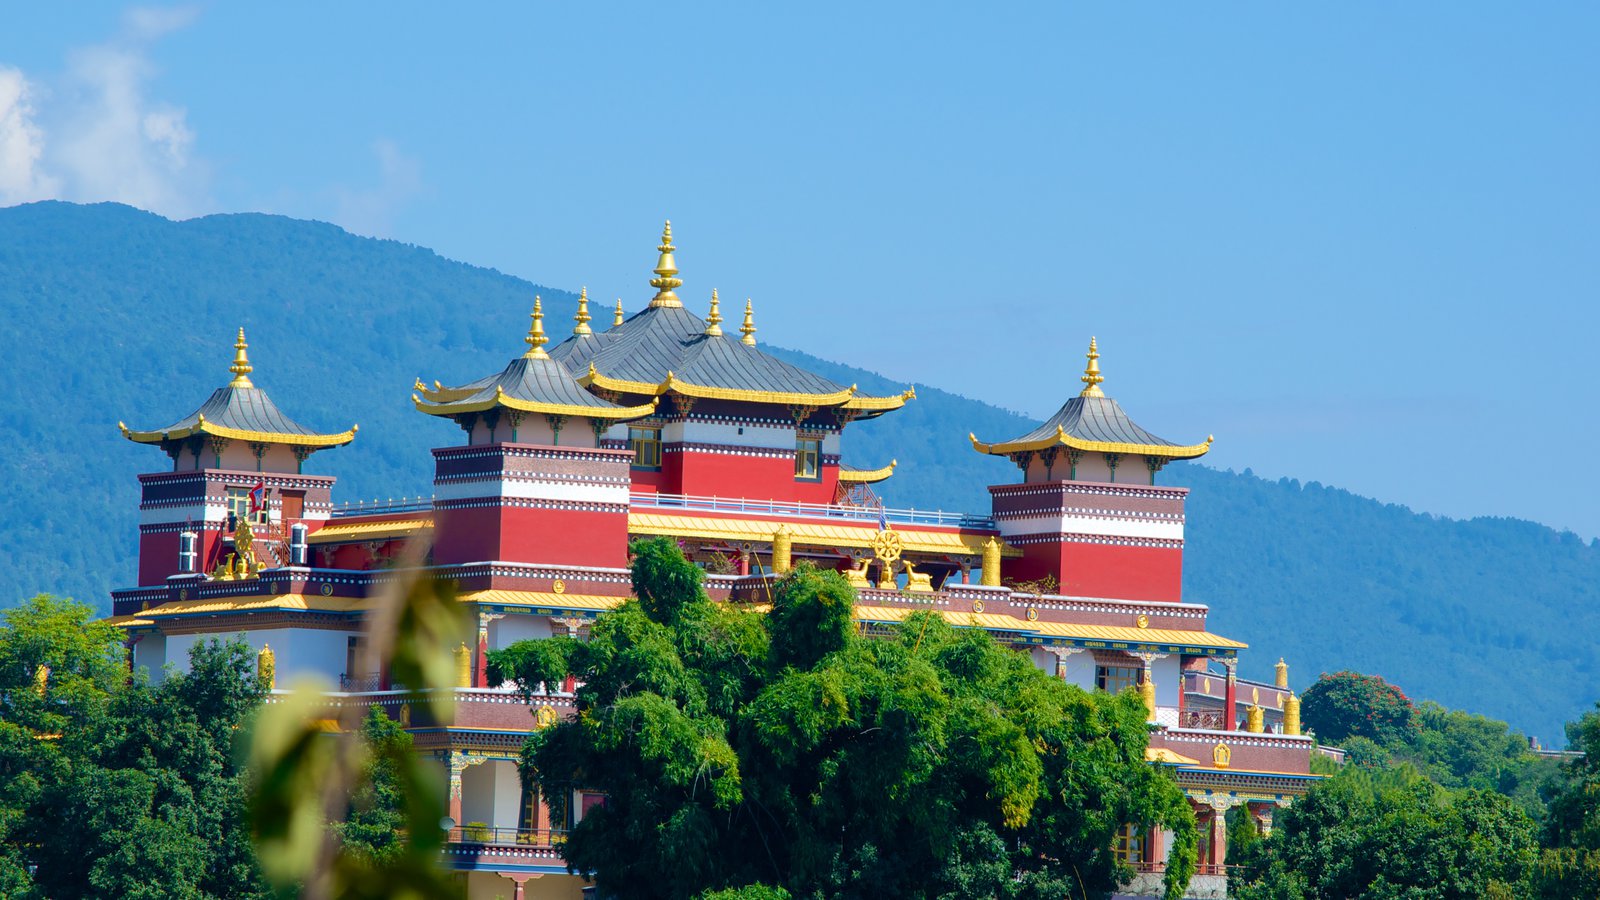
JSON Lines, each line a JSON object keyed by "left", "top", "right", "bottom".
{"left": 119, "top": 328, "right": 356, "bottom": 585}
{"left": 415, "top": 298, "right": 656, "bottom": 568}
{"left": 971, "top": 338, "right": 1211, "bottom": 602}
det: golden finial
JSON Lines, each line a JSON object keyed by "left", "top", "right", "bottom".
{"left": 648, "top": 219, "right": 683, "bottom": 308}
{"left": 705, "top": 289, "right": 723, "bottom": 336}
{"left": 524, "top": 296, "right": 549, "bottom": 359}
{"left": 1079, "top": 336, "right": 1104, "bottom": 398}
{"left": 229, "top": 327, "right": 254, "bottom": 388}
{"left": 573, "top": 286, "right": 592, "bottom": 335}
{"left": 740, "top": 299, "right": 757, "bottom": 346}
{"left": 614, "top": 297, "right": 625, "bottom": 327}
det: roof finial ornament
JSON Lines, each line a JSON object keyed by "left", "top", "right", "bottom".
{"left": 229, "top": 327, "right": 254, "bottom": 388}
{"left": 524, "top": 296, "right": 549, "bottom": 359}
{"left": 614, "top": 297, "right": 625, "bottom": 327}
{"left": 1079, "top": 336, "right": 1105, "bottom": 398}
{"left": 705, "top": 289, "right": 723, "bottom": 336}
{"left": 740, "top": 299, "right": 757, "bottom": 346}
{"left": 573, "top": 287, "right": 592, "bottom": 335}
{"left": 648, "top": 219, "right": 683, "bottom": 308}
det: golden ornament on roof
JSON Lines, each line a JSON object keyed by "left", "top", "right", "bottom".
{"left": 524, "top": 296, "right": 549, "bottom": 359}
{"left": 614, "top": 297, "right": 625, "bottom": 327}
{"left": 648, "top": 220, "right": 683, "bottom": 308}
{"left": 574, "top": 286, "right": 592, "bottom": 335}
{"left": 740, "top": 299, "right": 757, "bottom": 346}
{"left": 229, "top": 327, "right": 254, "bottom": 388}
{"left": 1080, "top": 336, "right": 1104, "bottom": 398}
{"left": 705, "top": 289, "right": 723, "bottom": 336}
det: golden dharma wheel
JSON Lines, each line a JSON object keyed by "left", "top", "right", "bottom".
{"left": 870, "top": 528, "right": 903, "bottom": 564}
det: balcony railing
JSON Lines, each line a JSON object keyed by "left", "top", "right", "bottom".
{"left": 332, "top": 497, "right": 436, "bottom": 518}
{"left": 630, "top": 491, "right": 995, "bottom": 530}
{"left": 1179, "top": 709, "right": 1227, "bottom": 730}
{"left": 446, "top": 827, "right": 565, "bottom": 848}
{"left": 339, "top": 673, "right": 385, "bottom": 692}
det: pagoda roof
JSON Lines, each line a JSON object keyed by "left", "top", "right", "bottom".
{"left": 120, "top": 329, "right": 356, "bottom": 450}
{"left": 417, "top": 298, "right": 656, "bottom": 421}
{"left": 971, "top": 338, "right": 1211, "bottom": 460}
{"left": 547, "top": 224, "right": 912, "bottom": 417}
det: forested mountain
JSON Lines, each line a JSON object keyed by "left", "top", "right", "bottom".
{"left": 1, "top": 201, "right": 1594, "bottom": 743}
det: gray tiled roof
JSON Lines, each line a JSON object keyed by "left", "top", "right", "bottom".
{"left": 431, "top": 355, "right": 627, "bottom": 411}
{"left": 156, "top": 386, "right": 329, "bottom": 437}
{"left": 1003, "top": 396, "right": 1184, "bottom": 447}
{"left": 550, "top": 304, "right": 854, "bottom": 397}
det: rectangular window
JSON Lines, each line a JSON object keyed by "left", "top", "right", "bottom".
{"left": 1112, "top": 824, "right": 1146, "bottom": 863}
{"left": 1095, "top": 665, "right": 1143, "bottom": 695}
{"left": 225, "top": 487, "right": 269, "bottom": 527}
{"left": 628, "top": 426, "right": 662, "bottom": 470}
{"left": 795, "top": 437, "right": 821, "bottom": 480}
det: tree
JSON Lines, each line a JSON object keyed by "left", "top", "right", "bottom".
{"left": 492, "top": 539, "right": 1197, "bottom": 900}
{"left": 1529, "top": 706, "right": 1600, "bottom": 897}
{"left": 1233, "top": 766, "right": 1537, "bottom": 900}
{"left": 333, "top": 707, "right": 416, "bottom": 865}
{"left": 0, "top": 595, "right": 272, "bottom": 899}
{"left": 1300, "top": 670, "right": 1417, "bottom": 745}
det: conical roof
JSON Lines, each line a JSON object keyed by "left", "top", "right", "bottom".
{"left": 971, "top": 338, "right": 1210, "bottom": 459}
{"left": 120, "top": 329, "right": 356, "bottom": 451}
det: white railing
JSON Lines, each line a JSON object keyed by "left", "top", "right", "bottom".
{"left": 630, "top": 491, "right": 995, "bottom": 530}
{"left": 331, "top": 497, "right": 436, "bottom": 518}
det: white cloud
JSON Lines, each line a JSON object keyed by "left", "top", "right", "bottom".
{"left": 0, "top": 5, "right": 211, "bottom": 217}
{"left": 122, "top": 5, "right": 202, "bottom": 41}
{"left": 0, "top": 67, "right": 58, "bottom": 204}
{"left": 332, "top": 139, "right": 425, "bottom": 238}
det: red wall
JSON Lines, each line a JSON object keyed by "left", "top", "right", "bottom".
{"left": 433, "top": 505, "right": 629, "bottom": 568}
{"left": 669, "top": 449, "right": 838, "bottom": 504}
{"left": 1004, "top": 541, "right": 1184, "bottom": 603}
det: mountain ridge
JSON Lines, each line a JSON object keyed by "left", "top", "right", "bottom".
{"left": 1, "top": 200, "right": 1594, "bottom": 743}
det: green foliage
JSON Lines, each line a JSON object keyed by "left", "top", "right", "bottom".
{"left": 497, "top": 541, "right": 1195, "bottom": 900}
{"left": 1233, "top": 766, "right": 1538, "bottom": 900}
{"left": 332, "top": 708, "right": 415, "bottom": 865}
{"left": 1301, "top": 670, "right": 1417, "bottom": 745}
{"left": 0, "top": 595, "right": 270, "bottom": 899}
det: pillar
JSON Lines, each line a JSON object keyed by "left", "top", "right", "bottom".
{"left": 1147, "top": 826, "right": 1166, "bottom": 872}
{"left": 1223, "top": 659, "right": 1237, "bottom": 731}
{"left": 475, "top": 612, "right": 503, "bottom": 688}
{"left": 737, "top": 550, "right": 751, "bottom": 577}
{"left": 1211, "top": 806, "right": 1229, "bottom": 868}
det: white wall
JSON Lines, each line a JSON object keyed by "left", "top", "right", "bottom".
{"left": 133, "top": 632, "right": 168, "bottom": 681}
{"left": 159, "top": 627, "right": 353, "bottom": 685}
{"left": 494, "top": 615, "right": 555, "bottom": 651}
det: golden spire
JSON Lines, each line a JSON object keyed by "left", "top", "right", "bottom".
{"left": 229, "top": 327, "right": 254, "bottom": 388}
{"left": 614, "top": 297, "right": 625, "bottom": 327}
{"left": 648, "top": 220, "right": 683, "bottom": 308}
{"left": 573, "top": 286, "right": 592, "bottom": 335}
{"left": 740, "top": 298, "right": 757, "bottom": 346}
{"left": 524, "top": 296, "right": 549, "bottom": 359}
{"left": 705, "top": 289, "right": 723, "bottom": 336}
{"left": 1079, "top": 336, "right": 1105, "bottom": 398}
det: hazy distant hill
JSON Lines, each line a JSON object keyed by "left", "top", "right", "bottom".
{"left": 1, "top": 201, "right": 1595, "bottom": 743}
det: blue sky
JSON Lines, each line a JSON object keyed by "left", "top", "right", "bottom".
{"left": 4, "top": 3, "right": 1598, "bottom": 536}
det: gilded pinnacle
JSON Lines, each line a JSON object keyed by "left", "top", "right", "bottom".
{"left": 524, "top": 296, "right": 549, "bottom": 359}
{"left": 648, "top": 219, "right": 683, "bottom": 308}
{"left": 229, "top": 327, "right": 254, "bottom": 388}
{"left": 740, "top": 299, "right": 757, "bottom": 346}
{"left": 1079, "top": 336, "right": 1104, "bottom": 398}
{"left": 614, "top": 297, "right": 625, "bottom": 327}
{"left": 705, "top": 289, "right": 723, "bottom": 336}
{"left": 574, "top": 286, "right": 592, "bottom": 335}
